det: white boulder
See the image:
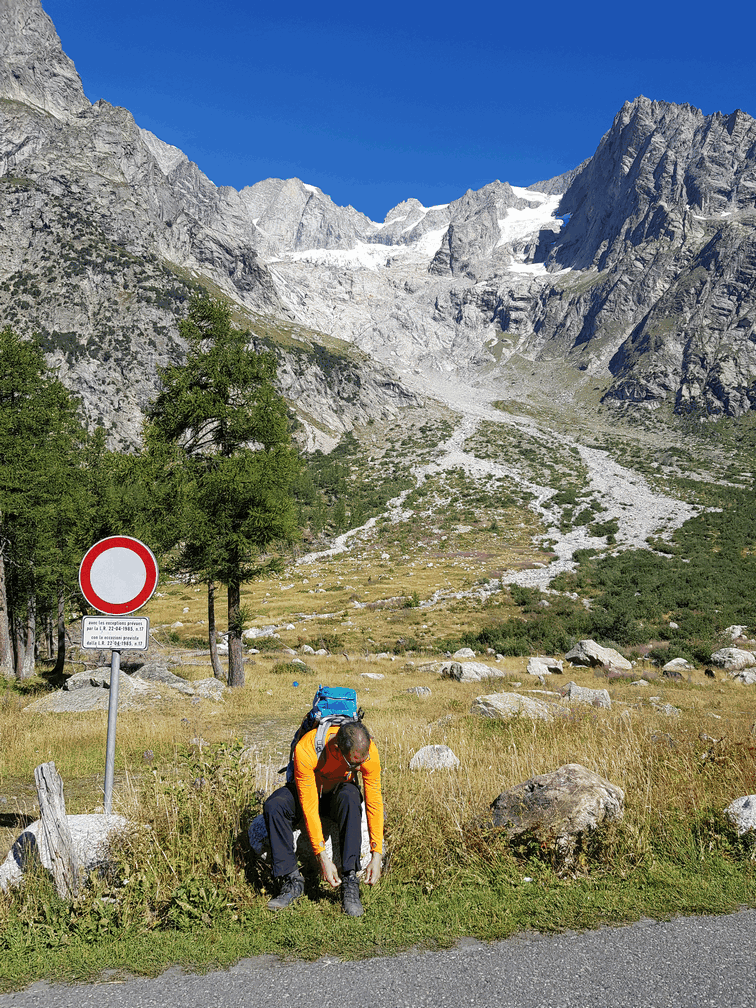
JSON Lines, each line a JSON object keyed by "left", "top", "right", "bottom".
{"left": 440, "top": 661, "right": 505, "bottom": 682}
{"left": 409, "top": 745, "right": 460, "bottom": 771}
{"left": 710, "top": 647, "right": 756, "bottom": 670}
{"left": 728, "top": 668, "right": 756, "bottom": 685}
{"left": 662, "top": 658, "right": 693, "bottom": 671}
{"left": 0, "top": 814, "right": 129, "bottom": 891}
{"left": 471, "top": 692, "right": 553, "bottom": 721}
{"left": 724, "top": 795, "right": 756, "bottom": 836}
{"left": 565, "top": 640, "right": 632, "bottom": 671}
{"left": 527, "top": 656, "right": 563, "bottom": 677}
{"left": 248, "top": 808, "right": 371, "bottom": 874}
{"left": 560, "top": 681, "right": 612, "bottom": 709}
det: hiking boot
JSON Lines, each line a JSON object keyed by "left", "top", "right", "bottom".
{"left": 340, "top": 870, "right": 363, "bottom": 917}
{"left": 266, "top": 870, "right": 304, "bottom": 911}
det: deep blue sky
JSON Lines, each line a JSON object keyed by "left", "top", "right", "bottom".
{"left": 43, "top": 0, "right": 756, "bottom": 223}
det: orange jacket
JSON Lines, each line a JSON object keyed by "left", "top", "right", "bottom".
{"left": 293, "top": 724, "right": 384, "bottom": 857}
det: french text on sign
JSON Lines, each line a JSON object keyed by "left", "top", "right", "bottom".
{"left": 82, "top": 617, "right": 150, "bottom": 651}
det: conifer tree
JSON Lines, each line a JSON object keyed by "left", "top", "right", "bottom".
{"left": 0, "top": 327, "right": 89, "bottom": 679}
{"left": 144, "top": 298, "right": 299, "bottom": 687}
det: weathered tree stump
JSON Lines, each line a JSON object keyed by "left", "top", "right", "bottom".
{"left": 34, "top": 761, "right": 80, "bottom": 899}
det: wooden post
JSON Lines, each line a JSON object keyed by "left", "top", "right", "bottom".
{"left": 34, "top": 761, "right": 80, "bottom": 899}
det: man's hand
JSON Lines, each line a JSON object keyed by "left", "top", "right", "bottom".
{"left": 317, "top": 852, "right": 341, "bottom": 888}
{"left": 363, "top": 851, "right": 382, "bottom": 886}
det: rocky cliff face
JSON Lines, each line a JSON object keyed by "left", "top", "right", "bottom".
{"left": 3, "top": 0, "right": 756, "bottom": 443}
{"left": 0, "top": 0, "right": 417, "bottom": 447}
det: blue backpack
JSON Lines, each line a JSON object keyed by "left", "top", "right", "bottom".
{"left": 282, "top": 685, "right": 364, "bottom": 784}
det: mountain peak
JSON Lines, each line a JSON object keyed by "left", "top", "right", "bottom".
{"left": 0, "top": 0, "right": 89, "bottom": 119}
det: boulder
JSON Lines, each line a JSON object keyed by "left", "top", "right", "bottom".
{"left": 490, "top": 763, "right": 625, "bottom": 865}
{"left": 409, "top": 745, "right": 459, "bottom": 770}
{"left": 565, "top": 640, "right": 632, "bottom": 671}
{"left": 560, "top": 681, "right": 612, "bottom": 709}
{"left": 360, "top": 673, "right": 384, "bottom": 680}
{"left": 405, "top": 686, "right": 431, "bottom": 697}
{"left": 192, "top": 678, "right": 227, "bottom": 700}
{"left": 243, "top": 626, "right": 277, "bottom": 639}
{"left": 440, "top": 661, "right": 505, "bottom": 682}
{"left": 0, "top": 814, "right": 129, "bottom": 891}
{"left": 527, "top": 656, "right": 563, "bottom": 677}
{"left": 471, "top": 692, "right": 554, "bottom": 721}
{"left": 651, "top": 701, "right": 681, "bottom": 716}
{"left": 728, "top": 668, "right": 756, "bottom": 685}
{"left": 64, "top": 668, "right": 111, "bottom": 690}
{"left": 724, "top": 795, "right": 756, "bottom": 836}
{"left": 453, "top": 648, "right": 476, "bottom": 659}
{"left": 662, "top": 658, "right": 692, "bottom": 672}
{"left": 248, "top": 807, "right": 371, "bottom": 875}
{"left": 723, "top": 625, "right": 749, "bottom": 641}
{"left": 300, "top": 645, "right": 315, "bottom": 655}
{"left": 710, "top": 647, "right": 756, "bottom": 670}
{"left": 127, "top": 663, "right": 195, "bottom": 695}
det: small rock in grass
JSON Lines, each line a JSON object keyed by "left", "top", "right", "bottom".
{"left": 728, "top": 667, "right": 756, "bottom": 685}
{"left": 724, "top": 795, "right": 756, "bottom": 836}
{"left": 409, "top": 745, "right": 459, "bottom": 770}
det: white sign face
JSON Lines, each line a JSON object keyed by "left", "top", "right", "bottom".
{"left": 82, "top": 617, "right": 150, "bottom": 651}
{"left": 89, "top": 548, "right": 147, "bottom": 604}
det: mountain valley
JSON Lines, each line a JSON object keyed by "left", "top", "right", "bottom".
{"left": 2, "top": 0, "right": 756, "bottom": 663}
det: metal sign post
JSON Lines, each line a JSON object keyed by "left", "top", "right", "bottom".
{"left": 79, "top": 537, "right": 159, "bottom": 814}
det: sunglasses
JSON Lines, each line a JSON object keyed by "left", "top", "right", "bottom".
{"left": 338, "top": 746, "right": 366, "bottom": 770}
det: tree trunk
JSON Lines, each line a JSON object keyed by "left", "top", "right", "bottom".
{"left": 34, "top": 761, "right": 80, "bottom": 899}
{"left": 0, "top": 547, "right": 13, "bottom": 679}
{"left": 227, "top": 576, "right": 245, "bottom": 688}
{"left": 21, "top": 595, "right": 36, "bottom": 679}
{"left": 13, "top": 618, "right": 26, "bottom": 680}
{"left": 46, "top": 612, "right": 54, "bottom": 659}
{"left": 52, "top": 591, "right": 66, "bottom": 678}
{"left": 207, "top": 581, "right": 226, "bottom": 682}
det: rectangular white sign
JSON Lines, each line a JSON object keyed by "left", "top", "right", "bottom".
{"left": 82, "top": 616, "right": 150, "bottom": 651}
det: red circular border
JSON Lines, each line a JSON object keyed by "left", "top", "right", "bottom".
{"left": 79, "top": 536, "right": 159, "bottom": 615}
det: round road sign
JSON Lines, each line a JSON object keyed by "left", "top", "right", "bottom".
{"left": 79, "top": 536, "right": 159, "bottom": 615}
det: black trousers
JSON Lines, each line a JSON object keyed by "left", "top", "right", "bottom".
{"left": 263, "top": 780, "right": 363, "bottom": 878}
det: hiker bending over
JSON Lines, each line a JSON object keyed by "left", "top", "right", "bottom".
{"left": 263, "top": 721, "right": 383, "bottom": 916}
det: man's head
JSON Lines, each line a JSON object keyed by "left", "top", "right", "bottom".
{"left": 333, "top": 722, "right": 371, "bottom": 769}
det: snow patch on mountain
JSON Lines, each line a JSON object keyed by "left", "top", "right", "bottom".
{"left": 497, "top": 192, "right": 563, "bottom": 247}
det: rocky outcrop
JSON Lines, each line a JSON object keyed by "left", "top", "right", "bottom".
{"left": 0, "top": 0, "right": 416, "bottom": 447}
{"left": 7, "top": 3, "right": 756, "bottom": 439}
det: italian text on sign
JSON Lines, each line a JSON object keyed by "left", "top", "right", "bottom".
{"left": 82, "top": 617, "right": 150, "bottom": 651}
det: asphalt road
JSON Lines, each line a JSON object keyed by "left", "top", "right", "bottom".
{"left": 2, "top": 910, "right": 755, "bottom": 1008}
